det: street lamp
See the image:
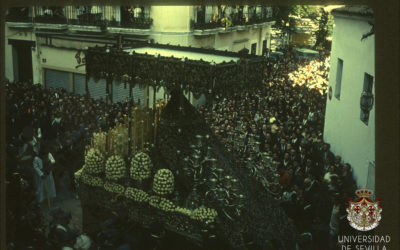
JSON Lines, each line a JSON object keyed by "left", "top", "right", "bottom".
{"left": 360, "top": 91, "right": 374, "bottom": 112}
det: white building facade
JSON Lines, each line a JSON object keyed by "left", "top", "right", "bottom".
{"left": 5, "top": 5, "right": 274, "bottom": 107}
{"left": 323, "top": 7, "right": 374, "bottom": 189}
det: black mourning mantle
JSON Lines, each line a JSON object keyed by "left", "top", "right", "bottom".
{"left": 84, "top": 42, "right": 267, "bottom": 99}
{"left": 150, "top": 89, "right": 298, "bottom": 249}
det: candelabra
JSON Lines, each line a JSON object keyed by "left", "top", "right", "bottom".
{"left": 183, "top": 134, "right": 212, "bottom": 209}
{"left": 205, "top": 160, "right": 246, "bottom": 220}
{"left": 245, "top": 151, "right": 280, "bottom": 197}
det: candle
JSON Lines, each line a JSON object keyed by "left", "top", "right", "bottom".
{"left": 141, "top": 120, "right": 144, "bottom": 151}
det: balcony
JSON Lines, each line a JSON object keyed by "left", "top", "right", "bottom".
{"left": 34, "top": 15, "right": 68, "bottom": 30}
{"left": 193, "top": 15, "right": 275, "bottom": 36}
{"left": 6, "top": 15, "right": 33, "bottom": 28}
{"left": 107, "top": 17, "right": 153, "bottom": 35}
{"left": 68, "top": 13, "right": 105, "bottom": 32}
{"left": 193, "top": 20, "right": 222, "bottom": 30}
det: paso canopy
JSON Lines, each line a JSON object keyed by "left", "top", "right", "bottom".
{"left": 85, "top": 43, "right": 267, "bottom": 99}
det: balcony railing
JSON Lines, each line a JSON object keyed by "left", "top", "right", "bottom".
{"left": 68, "top": 13, "right": 103, "bottom": 26}
{"left": 6, "top": 15, "right": 33, "bottom": 23}
{"left": 108, "top": 17, "right": 153, "bottom": 29}
{"left": 194, "top": 15, "right": 274, "bottom": 30}
{"left": 34, "top": 15, "right": 67, "bottom": 24}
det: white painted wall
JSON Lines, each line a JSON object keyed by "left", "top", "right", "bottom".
{"left": 151, "top": 6, "right": 193, "bottom": 33}
{"left": 149, "top": 6, "right": 272, "bottom": 55}
{"left": 40, "top": 46, "right": 86, "bottom": 72}
{"left": 38, "top": 46, "right": 86, "bottom": 85}
{"left": 323, "top": 14, "right": 375, "bottom": 188}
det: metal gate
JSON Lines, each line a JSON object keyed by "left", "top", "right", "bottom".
{"left": 112, "top": 82, "right": 145, "bottom": 105}
{"left": 45, "top": 69, "right": 70, "bottom": 92}
{"left": 88, "top": 77, "right": 107, "bottom": 100}
{"left": 112, "top": 81, "right": 129, "bottom": 103}
{"left": 132, "top": 84, "right": 145, "bottom": 106}
{"left": 73, "top": 73, "right": 87, "bottom": 96}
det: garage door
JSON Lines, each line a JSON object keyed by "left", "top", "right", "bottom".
{"left": 45, "top": 69, "right": 70, "bottom": 92}
{"left": 112, "top": 82, "right": 145, "bottom": 105}
{"left": 88, "top": 77, "right": 106, "bottom": 100}
{"left": 132, "top": 84, "right": 145, "bottom": 106}
{"left": 112, "top": 81, "right": 129, "bottom": 103}
{"left": 73, "top": 73, "right": 87, "bottom": 96}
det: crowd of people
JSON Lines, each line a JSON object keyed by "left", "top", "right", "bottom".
{"left": 6, "top": 49, "right": 357, "bottom": 250}
{"left": 5, "top": 80, "right": 142, "bottom": 249}
{"left": 199, "top": 51, "right": 357, "bottom": 249}
{"left": 5, "top": 79, "right": 222, "bottom": 250}
{"left": 6, "top": 79, "right": 136, "bottom": 190}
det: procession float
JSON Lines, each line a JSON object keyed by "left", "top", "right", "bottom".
{"left": 75, "top": 43, "right": 297, "bottom": 249}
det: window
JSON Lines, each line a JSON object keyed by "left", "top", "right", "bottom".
{"left": 335, "top": 58, "right": 343, "bottom": 99}
{"left": 251, "top": 43, "right": 257, "bottom": 55}
{"left": 205, "top": 6, "right": 213, "bottom": 23}
{"left": 363, "top": 73, "right": 374, "bottom": 92}
{"left": 262, "top": 40, "right": 267, "bottom": 55}
{"left": 360, "top": 73, "right": 374, "bottom": 125}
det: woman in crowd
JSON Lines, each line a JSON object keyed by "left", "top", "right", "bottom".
{"left": 33, "top": 148, "right": 57, "bottom": 205}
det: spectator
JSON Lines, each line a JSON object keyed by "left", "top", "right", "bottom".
{"left": 33, "top": 149, "right": 57, "bottom": 204}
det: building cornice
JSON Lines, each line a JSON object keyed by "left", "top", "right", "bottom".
{"left": 333, "top": 12, "right": 374, "bottom": 23}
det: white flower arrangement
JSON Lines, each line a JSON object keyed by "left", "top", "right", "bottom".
{"left": 104, "top": 181, "right": 125, "bottom": 194}
{"left": 130, "top": 152, "right": 152, "bottom": 181}
{"left": 84, "top": 148, "right": 105, "bottom": 175}
{"left": 125, "top": 187, "right": 149, "bottom": 203}
{"left": 152, "top": 169, "right": 174, "bottom": 195}
{"left": 105, "top": 155, "right": 126, "bottom": 181}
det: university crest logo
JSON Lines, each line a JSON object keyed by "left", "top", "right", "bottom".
{"left": 347, "top": 188, "right": 382, "bottom": 231}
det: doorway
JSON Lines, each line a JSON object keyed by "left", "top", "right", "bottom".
{"left": 9, "top": 39, "right": 34, "bottom": 82}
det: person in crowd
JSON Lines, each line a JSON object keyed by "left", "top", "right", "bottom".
{"left": 49, "top": 210, "right": 81, "bottom": 249}
{"left": 33, "top": 148, "right": 57, "bottom": 204}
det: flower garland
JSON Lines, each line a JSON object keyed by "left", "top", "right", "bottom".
{"left": 125, "top": 187, "right": 149, "bottom": 203}
{"left": 80, "top": 173, "right": 104, "bottom": 188}
{"left": 190, "top": 207, "right": 218, "bottom": 224}
{"left": 158, "top": 197, "right": 177, "bottom": 212}
{"left": 104, "top": 181, "right": 125, "bottom": 194}
{"left": 175, "top": 207, "right": 192, "bottom": 217}
{"left": 148, "top": 195, "right": 162, "bottom": 208}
